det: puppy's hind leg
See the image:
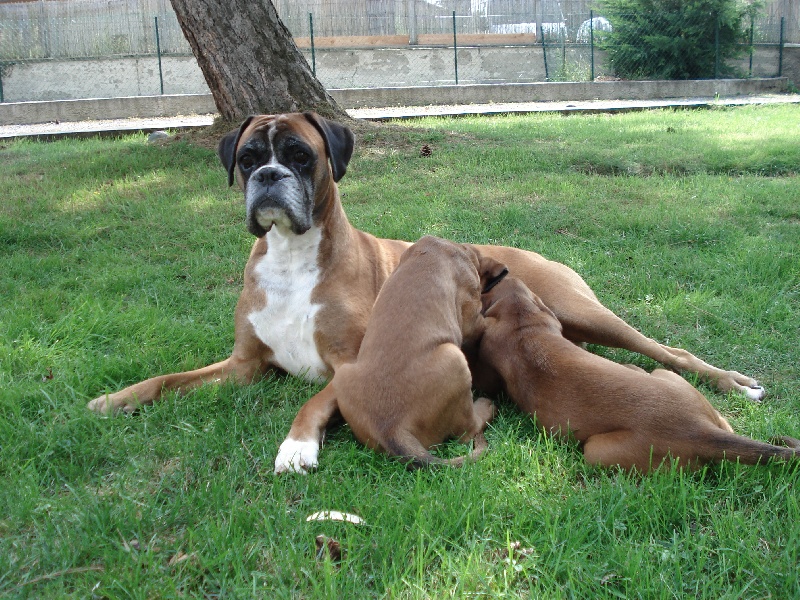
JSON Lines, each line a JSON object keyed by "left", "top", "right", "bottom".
{"left": 450, "top": 396, "right": 497, "bottom": 465}
{"left": 387, "top": 396, "right": 496, "bottom": 469}
{"left": 459, "top": 396, "right": 497, "bottom": 443}
{"left": 582, "top": 430, "right": 655, "bottom": 472}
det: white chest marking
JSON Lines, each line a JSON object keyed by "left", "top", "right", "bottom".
{"left": 249, "top": 226, "right": 328, "bottom": 382}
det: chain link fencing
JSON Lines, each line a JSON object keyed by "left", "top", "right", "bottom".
{"left": 0, "top": 0, "right": 793, "bottom": 102}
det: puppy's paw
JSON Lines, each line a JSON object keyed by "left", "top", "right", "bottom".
{"left": 473, "top": 396, "right": 497, "bottom": 427}
{"left": 274, "top": 438, "right": 320, "bottom": 475}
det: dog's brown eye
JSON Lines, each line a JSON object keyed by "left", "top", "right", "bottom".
{"left": 294, "top": 150, "right": 310, "bottom": 165}
{"left": 239, "top": 156, "right": 255, "bottom": 170}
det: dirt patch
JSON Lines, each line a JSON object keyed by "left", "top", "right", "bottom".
{"left": 169, "top": 117, "right": 240, "bottom": 151}
{"left": 170, "top": 116, "right": 476, "bottom": 157}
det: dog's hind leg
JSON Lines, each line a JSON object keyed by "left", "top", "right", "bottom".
{"left": 477, "top": 245, "right": 764, "bottom": 400}
{"left": 582, "top": 430, "right": 666, "bottom": 472}
{"left": 388, "top": 430, "right": 490, "bottom": 469}
{"left": 446, "top": 396, "right": 495, "bottom": 466}
{"left": 556, "top": 303, "right": 765, "bottom": 401}
{"left": 456, "top": 397, "right": 496, "bottom": 442}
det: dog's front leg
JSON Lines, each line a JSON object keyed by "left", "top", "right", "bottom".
{"left": 88, "top": 355, "right": 265, "bottom": 414}
{"left": 274, "top": 381, "right": 339, "bottom": 474}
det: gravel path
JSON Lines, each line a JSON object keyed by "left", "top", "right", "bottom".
{"left": 2, "top": 94, "right": 798, "bottom": 139}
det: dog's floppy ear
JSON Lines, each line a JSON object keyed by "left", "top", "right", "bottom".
{"left": 304, "top": 112, "right": 355, "bottom": 182}
{"left": 218, "top": 115, "right": 255, "bottom": 187}
{"left": 479, "top": 257, "right": 509, "bottom": 294}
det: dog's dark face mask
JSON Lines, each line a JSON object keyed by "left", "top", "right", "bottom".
{"left": 217, "top": 113, "right": 354, "bottom": 238}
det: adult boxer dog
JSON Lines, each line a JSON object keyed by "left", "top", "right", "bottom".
{"left": 332, "top": 236, "right": 507, "bottom": 467}
{"left": 88, "top": 112, "right": 766, "bottom": 474}
{"left": 477, "top": 276, "right": 799, "bottom": 471}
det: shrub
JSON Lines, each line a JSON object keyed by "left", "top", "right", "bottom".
{"left": 597, "top": 0, "right": 759, "bottom": 79}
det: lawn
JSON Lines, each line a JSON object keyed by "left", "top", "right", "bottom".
{"left": 1, "top": 104, "right": 799, "bottom": 598}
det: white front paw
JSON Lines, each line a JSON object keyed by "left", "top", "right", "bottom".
{"left": 274, "top": 438, "right": 320, "bottom": 474}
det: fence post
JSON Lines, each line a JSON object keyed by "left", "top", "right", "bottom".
{"left": 778, "top": 16, "right": 784, "bottom": 77}
{"left": 155, "top": 16, "right": 164, "bottom": 95}
{"left": 590, "top": 10, "right": 595, "bottom": 81}
{"left": 452, "top": 11, "right": 458, "bottom": 85}
{"left": 0, "top": 66, "right": 3, "bottom": 103}
{"left": 39, "top": 0, "right": 51, "bottom": 58}
{"left": 309, "top": 13, "right": 316, "bottom": 76}
{"left": 714, "top": 16, "right": 720, "bottom": 79}
{"left": 408, "top": 0, "right": 417, "bottom": 45}
{"left": 542, "top": 27, "right": 549, "bottom": 80}
{"left": 748, "top": 13, "right": 754, "bottom": 77}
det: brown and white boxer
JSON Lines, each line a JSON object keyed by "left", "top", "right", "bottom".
{"left": 477, "top": 276, "right": 799, "bottom": 471}
{"left": 332, "top": 236, "right": 507, "bottom": 467}
{"left": 88, "top": 112, "right": 766, "bottom": 475}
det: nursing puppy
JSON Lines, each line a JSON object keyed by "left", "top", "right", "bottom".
{"left": 332, "top": 236, "right": 508, "bottom": 467}
{"left": 478, "top": 276, "right": 800, "bottom": 472}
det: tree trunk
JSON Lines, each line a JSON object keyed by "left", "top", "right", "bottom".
{"left": 168, "top": 0, "right": 347, "bottom": 122}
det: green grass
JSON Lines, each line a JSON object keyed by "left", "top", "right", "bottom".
{"left": 1, "top": 104, "right": 799, "bottom": 598}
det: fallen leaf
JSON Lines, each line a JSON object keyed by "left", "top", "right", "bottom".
{"left": 168, "top": 551, "right": 198, "bottom": 566}
{"left": 315, "top": 535, "right": 343, "bottom": 562}
{"left": 494, "top": 541, "right": 536, "bottom": 561}
{"left": 601, "top": 572, "right": 620, "bottom": 585}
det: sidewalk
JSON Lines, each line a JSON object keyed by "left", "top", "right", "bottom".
{"left": 1, "top": 94, "right": 798, "bottom": 140}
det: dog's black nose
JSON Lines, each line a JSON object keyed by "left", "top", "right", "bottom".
{"left": 254, "top": 166, "right": 290, "bottom": 184}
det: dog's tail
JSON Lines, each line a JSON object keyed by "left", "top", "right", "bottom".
{"left": 386, "top": 431, "right": 489, "bottom": 469}
{"left": 702, "top": 430, "right": 800, "bottom": 465}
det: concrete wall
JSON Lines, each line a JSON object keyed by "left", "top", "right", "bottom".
{"left": 2, "top": 44, "right": 795, "bottom": 104}
{"left": 1, "top": 55, "right": 204, "bottom": 102}
{"left": 782, "top": 44, "right": 800, "bottom": 86}
{"left": 339, "top": 78, "right": 790, "bottom": 108}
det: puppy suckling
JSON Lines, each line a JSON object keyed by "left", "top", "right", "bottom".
{"left": 477, "top": 276, "right": 799, "bottom": 472}
{"left": 332, "top": 236, "right": 508, "bottom": 467}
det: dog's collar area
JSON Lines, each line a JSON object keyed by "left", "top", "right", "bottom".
{"left": 482, "top": 268, "right": 509, "bottom": 294}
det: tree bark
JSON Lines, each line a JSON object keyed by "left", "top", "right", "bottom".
{"left": 168, "top": 0, "right": 347, "bottom": 122}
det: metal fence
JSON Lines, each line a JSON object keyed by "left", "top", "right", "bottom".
{"left": 0, "top": 0, "right": 793, "bottom": 101}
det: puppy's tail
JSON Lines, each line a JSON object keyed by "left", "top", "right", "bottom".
{"left": 387, "top": 431, "right": 489, "bottom": 469}
{"left": 702, "top": 431, "right": 800, "bottom": 465}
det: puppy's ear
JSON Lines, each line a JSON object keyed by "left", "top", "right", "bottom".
{"left": 479, "top": 257, "right": 509, "bottom": 294}
{"left": 531, "top": 291, "right": 560, "bottom": 323}
{"left": 304, "top": 112, "right": 355, "bottom": 182}
{"left": 218, "top": 115, "right": 255, "bottom": 187}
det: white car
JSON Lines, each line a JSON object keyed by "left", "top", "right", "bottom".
{"left": 576, "top": 16, "right": 612, "bottom": 43}
{"left": 490, "top": 22, "right": 567, "bottom": 40}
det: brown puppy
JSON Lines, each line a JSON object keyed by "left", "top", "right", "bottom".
{"left": 478, "top": 276, "right": 799, "bottom": 472}
{"left": 332, "top": 236, "right": 508, "bottom": 467}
